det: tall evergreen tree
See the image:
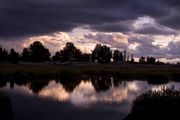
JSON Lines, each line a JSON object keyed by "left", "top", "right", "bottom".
{"left": 123, "top": 50, "right": 127, "bottom": 62}
{"left": 130, "top": 54, "right": 135, "bottom": 63}
{"left": 0, "top": 46, "right": 8, "bottom": 62}
{"left": 21, "top": 48, "right": 30, "bottom": 62}
{"left": 8, "top": 49, "right": 19, "bottom": 64}
{"left": 113, "top": 50, "right": 120, "bottom": 62}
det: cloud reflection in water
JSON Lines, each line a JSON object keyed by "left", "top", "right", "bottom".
{"left": 39, "top": 81, "right": 140, "bottom": 107}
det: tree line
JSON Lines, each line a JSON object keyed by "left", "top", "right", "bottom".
{"left": 0, "top": 41, "right": 163, "bottom": 64}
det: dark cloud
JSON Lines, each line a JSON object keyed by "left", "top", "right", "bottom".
{"left": 158, "top": 14, "right": 180, "bottom": 31}
{"left": 135, "top": 42, "right": 165, "bottom": 58}
{"left": 128, "top": 36, "right": 165, "bottom": 58}
{"left": 128, "top": 36, "right": 154, "bottom": 44}
{"left": 0, "top": 0, "right": 180, "bottom": 39}
{"left": 165, "top": 41, "right": 180, "bottom": 59}
{"left": 129, "top": 36, "right": 180, "bottom": 60}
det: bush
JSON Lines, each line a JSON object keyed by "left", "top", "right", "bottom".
{"left": 124, "top": 88, "right": 180, "bottom": 120}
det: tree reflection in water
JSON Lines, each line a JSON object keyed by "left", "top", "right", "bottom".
{"left": 91, "top": 77, "right": 112, "bottom": 92}
{"left": 38, "top": 78, "right": 140, "bottom": 106}
{"left": 0, "top": 77, "right": 139, "bottom": 105}
{"left": 1, "top": 77, "right": 180, "bottom": 107}
{"left": 1, "top": 77, "right": 180, "bottom": 120}
{"left": 1, "top": 77, "right": 128, "bottom": 94}
{"left": 58, "top": 78, "right": 82, "bottom": 92}
{"left": 28, "top": 81, "right": 50, "bottom": 94}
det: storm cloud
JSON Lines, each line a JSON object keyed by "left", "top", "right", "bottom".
{"left": 1, "top": 0, "right": 180, "bottom": 39}
{"left": 128, "top": 35, "right": 180, "bottom": 60}
{"left": 1, "top": 0, "right": 180, "bottom": 62}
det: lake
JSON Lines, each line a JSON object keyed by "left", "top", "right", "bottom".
{"left": 1, "top": 78, "right": 180, "bottom": 120}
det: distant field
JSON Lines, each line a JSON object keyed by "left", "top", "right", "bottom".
{"left": 0, "top": 63, "right": 180, "bottom": 82}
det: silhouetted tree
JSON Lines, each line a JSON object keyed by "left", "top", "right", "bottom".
{"left": 113, "top": 50, "right": 123, "bottom": 62}
{"left": 131, "top": 54, "right": 135, "bottom": 63}
{"left": 52, "top": 51, "right": 61, "bottom": 62}
{"left": 113, "top": 50, "right": 119, "bottom": 62}
{"left": 147, "top": 57, "right": 156, "bottom": 64}
{"left": 91, "top": 44, "right": 112, "bottom": 64}
{"left": 91, "top": 44, "right": 100, "bottom": 62}
{"left": 21, "top": 48, "right": 30, "bottom": 62}
{"left": 113, "top": 50, "right": 118, "bottom": 62}
{"left": 60, "top": 42, "right": 82, "bottom": 62}
{"left": 156, "top": 60, "right": 164, "bottom": 65}
{"left": 81, "top": 53, "right": 91, "bottom": 62}
{"left": 8, "top": 49, "right": 19, "bottom": 64}
{"left": 119, "top": 52, "right": 124, "bottom": 62}
{"left": 127, "top": 53, "right": 130, "bottom": 62}
{"left": 28, "top": 41, "right": 51, "bottom": 62}
{"left": 0, "top": 46, "right": 8, "bottom": 62}
{"left": 123, "top": 50, "right": 127, "bottom": 62}
{"left": 139, "top": 56, "right": 146, "bottom": 64}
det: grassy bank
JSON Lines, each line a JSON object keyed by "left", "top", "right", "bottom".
{"left": 0, "top": 63, "right": 180, "bottom": 82}
{"left": 124, "top": 88, "right": 180, "bottom": 120}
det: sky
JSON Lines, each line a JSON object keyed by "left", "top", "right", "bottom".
{"left": 1, "top": 0, "right": 180, "bottom": 63}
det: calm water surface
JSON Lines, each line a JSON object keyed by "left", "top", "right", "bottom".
{"left": 1, "top": 78, "right": 180, "bottom": 120}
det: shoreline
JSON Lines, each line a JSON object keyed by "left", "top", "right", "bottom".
{"left": 0, "top": 63, "right": 180, "bottom": 83}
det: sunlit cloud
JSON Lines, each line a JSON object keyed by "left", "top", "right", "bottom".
{"left": 84, "top": 32, "right": 129, "bottom": 50}
{"left": 1, "top": 25, "right": 180, "bottom": 62}
{"left": 133, "top": 16, "right": 155, "bottom": 30}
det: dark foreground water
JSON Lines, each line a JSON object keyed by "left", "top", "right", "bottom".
{"left": 1, "top": 78, "right": 180, "bottom": 120}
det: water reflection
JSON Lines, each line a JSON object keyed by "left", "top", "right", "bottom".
{"left": 1, "top": 78, "right": 180, "bottom": 107}
{"left": 39, "top": 82, "right": 69, "bottom": 101}
{"left": 39, "top": 81, "right": 140, "bottom": 106}
{"left": 1, "top": 78, "right": 180, "bottom": 120}
{"left": 29, "top": 81, "right": 49, "bottom": 94}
